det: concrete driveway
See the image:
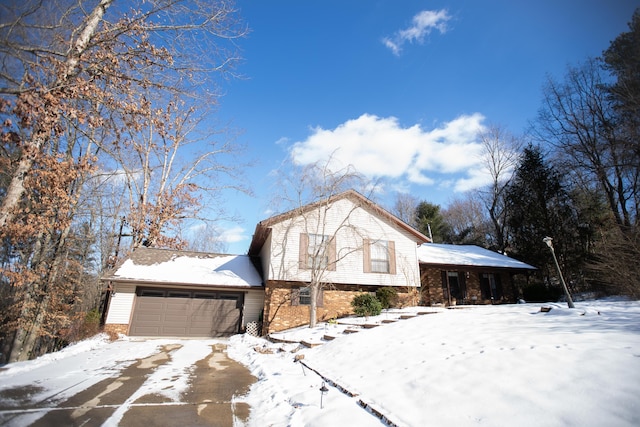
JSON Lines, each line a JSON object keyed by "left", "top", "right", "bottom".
{"left": 0, "top": 341, "right": 255, "bottom": 427}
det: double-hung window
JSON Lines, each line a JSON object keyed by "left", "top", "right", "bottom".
{"left": 299, "top": 233, "right": 336, "bottom": 271}
{"left": 363, "top": 239, "right": 396, "bottom": 274}
{"left": 371, "top": 240, "right": 390, "bottom": 273}
{"left": 308, "top": 234, "right": 329, "bottom": 269}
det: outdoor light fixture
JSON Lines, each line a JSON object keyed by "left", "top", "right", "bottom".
{"left": 319, "top": 382, "right": 329, "bottom": 409}
{"left": 543, "top": 237, "right": 575, "bottom": 308}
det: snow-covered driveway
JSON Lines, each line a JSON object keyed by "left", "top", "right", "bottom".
{"left": 0, "top": 338, "right": 255, "bottom": 426}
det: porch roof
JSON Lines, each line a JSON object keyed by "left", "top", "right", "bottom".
{"left": 418, "top": 244, "right": 536, "bottom": 271}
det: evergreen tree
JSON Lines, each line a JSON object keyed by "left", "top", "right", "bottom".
{"left": 505, "top": 145, "right": 583, "bottom": 291}
{"left": 414, "top": 201, "right": 450, "bottom": 243}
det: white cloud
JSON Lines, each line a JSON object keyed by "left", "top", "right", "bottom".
{"left": 218, "top": 226, "right": 247, "bottom": 244}
{"left": 453, "top": 167, "right": 492, "bottom": 192}
{"left": 289, "top": 113, "right": 488, "bottom": 193}
{"left": 275, "top": 137, "right": 289, "bottom": 146}
{"left": 382, "top": 9, "right": 451, "bottom": 56}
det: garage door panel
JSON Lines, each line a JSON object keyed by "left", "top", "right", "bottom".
{"left": 130, "top": 289, "right": 242, "bottom": 337}
{"left": 164, "top": 298, "right": 191, "bottom": 322}
{"left": 165, "top": 300, "right": 190, "bottom": 310}
{"left": 130, "top": 325, "right": 161, "bottom": 335}
{"left": 211, "top": 300, "right": 241, "bottom": 336}
{"left": 188, "top": 325, "right": 214, "bottom": 336}
{"left": 164, "top": 315, "right": 190, "bottom": 324}
{"left": 137, "top": 300, "right": 166, "bottom": 310}
{"left": 134, "top": 313, "right": 163, "bottom": 322}
{"left": 162, "top": 326, "right": 188, "bottom": 336}
{"left": 191, "top": 299, "right": 215, "bottom": 311}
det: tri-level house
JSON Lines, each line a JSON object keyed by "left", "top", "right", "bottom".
{"left": 246, "top": 190, "right": 430, "bottom": 333}
{"left": 102, "top": 190, "right": 534, "bottom": 337}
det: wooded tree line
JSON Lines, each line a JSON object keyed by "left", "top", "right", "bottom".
{"left": 396, "top": 10, "right": 640, "bottom": 301}
{"left": 0, "top": 0, "right": 248, "bottom": 363}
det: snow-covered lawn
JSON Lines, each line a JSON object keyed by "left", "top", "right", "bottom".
{"left": 1, "top": 299, "right": 638, "bottom": 427}
{"left": 229, "top": 299, "right": 640, "bottom": 427}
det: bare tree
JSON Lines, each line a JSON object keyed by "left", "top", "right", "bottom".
{"left": 536, "top": 59, "right": 637, "bottom": 232}
{"left": 535, "top": 57, "right": 639, "bottom": 296}
{"left": 0, "top": 0, "right": 247, "bottom": 362}
{"left": 268, "top": 157, "right": 371, "bottom": 328}
{"left": 477, "top": 125, "right": 523, "bottom": 252}
{"left": 0, "top": 0, "right": 114, "bottom": 230}
{"left": 103, "top": 98, "right": 250, "bottom": 251}
{"left": 442, "top": 194, "right": 490, "bottom": 246}
{"left": 391, "top": 192, "right": 419, "bottom": 228}
{"left": 184, "top": 224, "right": 228, "bottom": 254}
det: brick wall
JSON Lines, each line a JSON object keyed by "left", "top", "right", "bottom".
{"left": 420, "top": 265, "right": 515, "bottom": 306}
{"left": 263, "top": 280, "right": 414, "bottom": 334}
{"left": 420, "top": 267, "right": 442, "bottom": 305}
{"left": 103, "top": 323, "right": 129, "bottom": 336}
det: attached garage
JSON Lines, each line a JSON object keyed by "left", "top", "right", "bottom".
{"left": 129, "top": 288, "right": 244, "bottom": 337}
{"left": 103, "top": 248, "right": 265, "bottom": 338}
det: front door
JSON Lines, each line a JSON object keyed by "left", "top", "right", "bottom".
{"left": 441, "top": 271, "right": 466, "bottom": 305}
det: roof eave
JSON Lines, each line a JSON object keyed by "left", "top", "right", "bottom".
{"left": 106, "top": 277, "right": 265, "bottom": 289}
{"left": 248, "top": 190, "right": 430, "bottom": 246}
{"left": 419, "top": 261, "right": 537, "bottom": 272}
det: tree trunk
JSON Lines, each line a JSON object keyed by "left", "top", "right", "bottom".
{"left": 18, "top": 294, "right": 51, "bottom": 361}
{"left": 9, "top": 217, "right": 74, "bottom": 362}
{"left": 4, "top": 0, "right": 113, "bottom": 363}
{"left": 1, "top": 332, "right": 15, "bottom": 364}
{"left": 8, "top": 328, "right": 29, "bottom": 362}
{"left": 309, "top": 282, "right": 318, "bottom": 328}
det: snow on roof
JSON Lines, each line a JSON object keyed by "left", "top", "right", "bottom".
{"left": 109, "top": 249, "right": 263, "bottom": 288}
{"left": 417, "top": 243, "right": 536, "bottom": 270}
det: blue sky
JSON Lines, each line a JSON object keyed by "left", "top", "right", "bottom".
{"left": 209, "top": 0, "right": 639, "bottom": 254}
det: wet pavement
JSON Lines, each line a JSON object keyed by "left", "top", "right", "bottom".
{"left": 0, "top": 342, "right": 255, "bottom": 427}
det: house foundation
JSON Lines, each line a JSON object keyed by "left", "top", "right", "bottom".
{"left": 263, "top": 281, "right": 417, "bottom": 334}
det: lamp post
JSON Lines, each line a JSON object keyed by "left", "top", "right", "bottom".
{"left": 319, "top": 382, "right": 328, "bottom": 409}
{"left": 543, "top": 237, "right": 575, "bottom": 308}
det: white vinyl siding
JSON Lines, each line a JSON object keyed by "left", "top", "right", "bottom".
{"left": 243, "top": 289, "right": 265, "bottom": 326}
{"left": 104, "top": 283, "right": 136, "bottom": 324}
{"left": 260, "top": 231, "right": 274, "bottom": 281}
{"left": 265, "top": 198, "right": 421, "bottom": 287}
